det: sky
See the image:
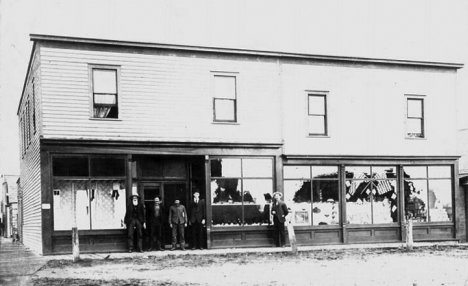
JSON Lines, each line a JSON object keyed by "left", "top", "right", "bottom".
{"left": 0, "top": 0, "right": 467, "bottom": 175}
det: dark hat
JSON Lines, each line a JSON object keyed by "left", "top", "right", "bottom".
{"left": 264, "top": 193, "right": 272, "bottom": 200}
{"left": 130, "top": 194, "right": 140, "bottom": 199}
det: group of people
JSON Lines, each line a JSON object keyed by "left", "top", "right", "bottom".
{"left": 124, "top": 190, "right": 289, "bottom": 252}
{"left": 124, "top": 191, "right": 206, "bottom": 253}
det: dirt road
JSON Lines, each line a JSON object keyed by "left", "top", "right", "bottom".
{"left": 32, "top": 245, "right": 468, "bottom": 286}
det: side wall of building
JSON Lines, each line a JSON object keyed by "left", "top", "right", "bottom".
{"left": 18, "top": 47, "right": 43, "bottom": 254}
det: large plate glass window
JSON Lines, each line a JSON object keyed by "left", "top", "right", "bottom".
{"left": 403, "top": 166, "right": 453, "bottom": 222}
{"left": 345, "top": 166, "right": 398, "bottom": 224}
{"left": 283, "top": 165, "right": 339, "bottom": 226}
{"left": 210, "top": 158, "right": 273, "bottom": 226}
{"left": 52, "top": 156, "right": 127, "bottom": 231}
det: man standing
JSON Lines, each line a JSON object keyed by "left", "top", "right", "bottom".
{"left": 271, "top": 192, "right": 288, "bottom": 247}
{"left": 189, "top": 191, "right": 205, "bottom": 250}
{"left": 169, "top": 199, "right": 187, "bottom": 250}
{"left": 148, "top": 197, "right": 165, "bottom": 251}
{"left": 124, "top": 194, "right": 146, "bottom": 253}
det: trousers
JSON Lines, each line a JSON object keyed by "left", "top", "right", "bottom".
{"left": 127, "top": 218, "right": 143, "bottom": 250}
{"left": 171, "top": 223, "right": 185, "bottom": 246}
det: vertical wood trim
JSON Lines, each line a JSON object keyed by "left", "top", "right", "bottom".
{"left": 41, "top": 151, "right": 53, "bottom": 254}
{"left": 340, "top": 165, "right": 347, "bottom": 244}
{"left": 126, "top": 154, "right": 132, "bottom": 206}
{"left": 452, "top": 162, "right": 461, "bottom": 240}
{"left": 399, "top": 165, "right": 406, "bottom": 241}
{"left": 205, "top": 155, "right": 212, "bottom": 249}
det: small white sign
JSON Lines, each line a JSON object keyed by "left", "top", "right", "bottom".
{"left": 42, "top": 203, "right": 51, "bottom": 209}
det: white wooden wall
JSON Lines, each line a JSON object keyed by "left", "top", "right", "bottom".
{"left": 281, "top": 63, "right": 458, "bottom": 157}
{"left": 18, "top": 48, "right": 43, "bottom": 254}
{"left": 39, "top": 44, "right": 283, "bottom": 144}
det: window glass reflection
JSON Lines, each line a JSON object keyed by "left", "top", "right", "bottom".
{"left": 312, "top": 166, "right": 338, "bottom": 179}
{"left": 210, "top": 159, "right": 241, "bottom": 177}
{"left": 404, "top": 179, "right": 428, "bottom": 222}
{"left": 284, "top": 166, "right": 310, "bottom": 179}
{"left": 428, "top": 179, "right": 452, "bottom": 222}
{"left": 243, "top": 159, "right": 273, "bottom": 178}
{"left": 211, "top": 179, "right": 242, "bottom": 226}
{"left": 345, "top": 166, "right": 371, "bottom": 179}
{"left": 428, "top": 166, "right": 451, "bottom": 179}
{"left": 243, "top": 179, "right": 273, "bottom": 225}
{"left": 403, "top": 166, "right": 427, "bottom": 179}
{"left": 312, "top": 180, "right": 339, "bottom": 225}
{"left": 284, "top": 180, "right": 311, "bottom": 225}
{"left": 372, "top": 166, "right": 397, "bottom": 179}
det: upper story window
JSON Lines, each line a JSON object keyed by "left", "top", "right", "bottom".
{"left": 213, "top": 74, "right": 237, "bottom": 122}
{"left": 92, "top": 68, "right": 119, "bottom": 119}
{"left": 32, "top": 82, "right": 36, "bottom": 133}
{"left": 406, "top": 96, "right": 424, "bottom": 138}
{"left": 308, "top": 93, "right": 328, "bottom": 136}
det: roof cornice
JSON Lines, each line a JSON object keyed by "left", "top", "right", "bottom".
{"left": 30, "top": 34, "right": 464, "bottom": 70}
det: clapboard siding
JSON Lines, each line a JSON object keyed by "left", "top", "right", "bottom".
{"left": 39, "top": 45, "right": 282, "bottom": 143}
{"left": 19, "top": 48, "right": 43, "bottom": 254}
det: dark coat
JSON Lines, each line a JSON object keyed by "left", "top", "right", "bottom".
{"left": 169, "top": 204, "right": 187, "bottom": 225}
{"left": 124, "top": 202, "right": 146, "bottom": 225}
{"left": 189, "top": 199, "right": 205, "bottom": 223}
{"left": 272, "top": 200, "right": 289, "bottom": 223}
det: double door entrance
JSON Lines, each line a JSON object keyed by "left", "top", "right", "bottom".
{"left": 141, "top": 181, "right": 189, "bottom": 248}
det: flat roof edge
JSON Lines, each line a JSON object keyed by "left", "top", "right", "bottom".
{"left": 30, "top": 34, "right": 464, "bottom": 70}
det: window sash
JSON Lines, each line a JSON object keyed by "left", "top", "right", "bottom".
{"left": 214, "top": 98, "right": 236, "bottom": 121}
{"left": 308, "top": 115, "right": 326, "bottom": 135}
{"left": 406, "top": 98, "right": 424, "bottom": 138}
{"left": 92, "top": 68, "right": 118, "bottom": 119}
{"left": 308, "top": 94, "right": 327, "bottom": 135}
{"left": 93, "top": 70, "right": 117, "bottom": 94}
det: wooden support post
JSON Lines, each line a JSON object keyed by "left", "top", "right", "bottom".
{"left": 287, "top": 220, "right": 298, "bottom": 255}
{"left": 405, "top": 216, "right": 413, "bottom": 251}
{"left": 72, "top": 227, "right": 80, "bottom": 262}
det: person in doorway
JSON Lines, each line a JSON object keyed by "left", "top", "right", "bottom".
{"left": 124, "top": 194, "right": 146, "bottom": 253}
{"left": 271, "top": 192, "right": 289, "bottom": 247}
{"left": 169, "top": 199, "right": 187, "bottom": 250}
{"left": 148, "top": 196, "right": 165, "bottom": 251}
{"left": 189, "top": 191, "right": 205, "bottom": 250}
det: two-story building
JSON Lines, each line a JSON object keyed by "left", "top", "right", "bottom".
{"left": 18, "top": 34, "right": 465, "bottom": 255}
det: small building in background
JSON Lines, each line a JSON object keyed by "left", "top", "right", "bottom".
{"left": 1, "top": 174, "right": 20, "bottom": 238}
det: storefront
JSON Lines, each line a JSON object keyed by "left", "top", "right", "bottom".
{"left": 43, "top": 141, "right": 283, "bottom": 254}
{"left": 282, "top": 156, "right": 458, "bottom": 245}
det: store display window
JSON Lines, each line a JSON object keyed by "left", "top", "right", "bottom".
{"left": 211, "top": 158, "right": 274, "bottom": 226}
{"left": 345, "top": 166, "right": 398, "bottom": 224}
{"left": 52, "top": 156, "right": 127, "bottom": 231}
{"left": 403, "top": 166, "right": 453, "bottom": 222}
{"left": 284, "top": 165, "right": 339, "bottom": 226}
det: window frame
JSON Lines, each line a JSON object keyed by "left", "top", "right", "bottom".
{"left": 89, "top": 65, "right": 121, "bottom": 120}
{"left": 283, "top": 165, "right": 340, "bottom": 226}
{"left": 51, "top": 154, "right": 128, "bottom": 231}
{"left": 405, "top": 95, "right": 425, "bottom": 139}
{"left": 307, "top": 91, "right": 328, "bottom": 136}
{"left": 32, "top": 81, "right": 36, "bottom": 134}
{"left": 210, "top": 156, "right": 275, "bottom": 227}
{"left": 212, "top": 72, "right": 238, "bottom": 123}
{"left": 402, "top": 165, "right": 454, "bottom": 223}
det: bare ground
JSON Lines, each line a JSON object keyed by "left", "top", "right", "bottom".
{"left": 31, "top": 245, "right": 468, "bottom": 286}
